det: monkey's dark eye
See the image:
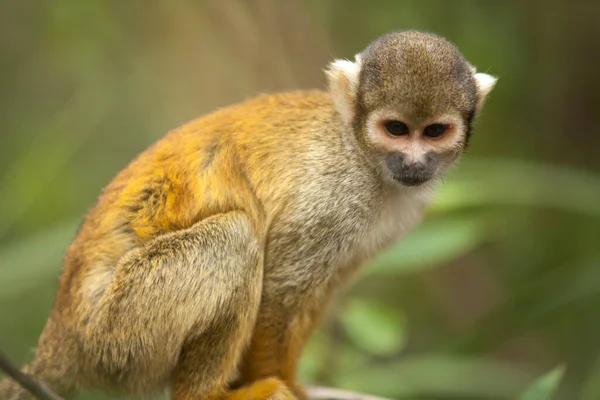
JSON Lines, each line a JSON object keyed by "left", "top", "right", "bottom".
{"left": 384, "top": 121, "right": 409, "bottom": 136}
{"left": 423, "top": 124, "right": 448, "bottom": 139}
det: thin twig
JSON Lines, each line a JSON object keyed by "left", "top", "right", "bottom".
{"left": 1, "top": 350, "right": 388, "bottom": 400}
{"left": 0, "top": 352, "right": 64, "bottom": 400}
{"left": 307, "top": 386, "right": 392, "bottom": 400}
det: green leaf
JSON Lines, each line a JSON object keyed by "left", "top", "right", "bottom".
{"left": 339, "top": 298, "right": 406, "bottom": 356}
{"left": 366, "top": 216, "right": 487, "bottom": 276}
{"left": 519, "top": 366, "right": 565, "bottom": 400}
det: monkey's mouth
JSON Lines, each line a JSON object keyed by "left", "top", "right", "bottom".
{"left": 385, "top": 154, "right": 436, "bottom": 187}
{"left": 392, "top": 174, "right": 432, "bottom": 186}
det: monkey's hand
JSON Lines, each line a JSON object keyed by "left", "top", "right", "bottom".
{"left": 208, "top": 378, "right": 298, "bottom": 400}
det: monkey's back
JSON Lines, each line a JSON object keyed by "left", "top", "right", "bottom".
{"left": 54, "top": 90, "right": 340, "bottom": 313}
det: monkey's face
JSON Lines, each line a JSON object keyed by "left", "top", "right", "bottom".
{"left": 326, "top": 30, "right": 497, "bottom": 188}
{"left": 363, "top": 110, "right": 468, "bottom": 187}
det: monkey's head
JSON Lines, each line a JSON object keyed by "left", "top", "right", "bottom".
{"left": 326, "top": 30, "right": 497, "bottom": 187}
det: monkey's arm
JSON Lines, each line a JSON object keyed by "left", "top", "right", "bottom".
{"left": 235, "top": 290, "right": 336, "bottom": 400}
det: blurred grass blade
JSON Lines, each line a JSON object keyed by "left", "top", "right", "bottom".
{"left": 582, "top": 356, "right": 600, "bottom": 400}
{"left": 0, "top": 82, "right": 112, "bottom": 241}
{"left": 519, "top": 366, "right": 565, "bottom": 400}
{"left": 464, "top": 255, "right": 600, "bottom": 343}
{"left": 366, "top": 216, "right": 487, "bottom": 276}
{"left": 0, "top": 220, "right": 79, "bottom": 301}
{"left": 334, "top": 355, "right": 541, "bottom": 399}
{"left": 433, "top": 157, "right": 600, "bottom": 217}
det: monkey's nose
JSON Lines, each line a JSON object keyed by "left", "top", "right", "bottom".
{"left": 385, "top": 153, "right": 433, "bottom": 186}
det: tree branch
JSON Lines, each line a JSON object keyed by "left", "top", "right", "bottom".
{"left": 307, "top": 386, "right": 392, "bottom": 400}
{"left": 0, "top": 352, "right": 64, "bottom": 400}
{"left": 1, "top": 352, "right": 391, "bottom": 400}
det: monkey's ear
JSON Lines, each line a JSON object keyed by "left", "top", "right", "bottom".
{"left": 473, "top": 72, "right": 498, "bottom": 111}
{"left": 325, "top": 54, "right": 362, "bottom": 124}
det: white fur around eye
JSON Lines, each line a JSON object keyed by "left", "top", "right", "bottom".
{"left": 325, "top": 54, "right": 362, "bottom": 124}
{"left": 364, "top": 109, "right": 467, "bottom": 163}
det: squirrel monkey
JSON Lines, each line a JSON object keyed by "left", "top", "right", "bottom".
{"left": 0, "top": 31, "right": 496, "bottom": 400}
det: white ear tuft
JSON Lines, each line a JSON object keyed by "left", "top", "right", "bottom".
{"left": 474, "top": 72, "right": 498, "bottom": 110}
{"left": 325, "top": 54, "right": 362, "bottom": 124}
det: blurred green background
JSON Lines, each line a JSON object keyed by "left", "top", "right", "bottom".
{"left": 1, "top": 1, "right": 599, "bottom": 399}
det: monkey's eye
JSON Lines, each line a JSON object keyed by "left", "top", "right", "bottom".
{"left": 384, "top": 121, "right": 409, "bottom": 136}
{"left": 423, "top": 124, "right": 448, "bottom": 139}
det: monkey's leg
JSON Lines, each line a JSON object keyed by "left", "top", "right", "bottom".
{"left": 79, "top": 211, "right": 271, "bottom": 399}
{"left": 236, "top": 297, "right": 331, "bottom": 400}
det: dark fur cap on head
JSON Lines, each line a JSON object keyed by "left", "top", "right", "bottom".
{"left": 357, "top": 30, "right": 478, "bottom": 123}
